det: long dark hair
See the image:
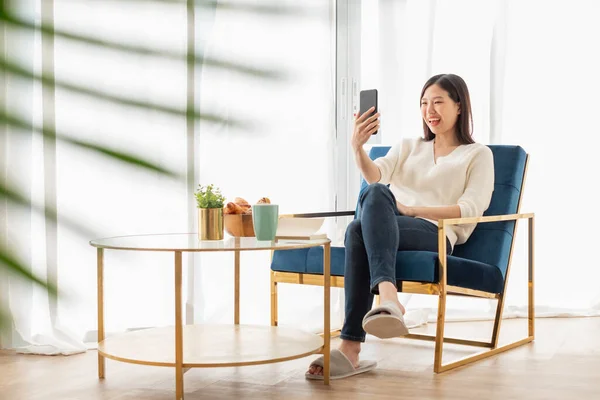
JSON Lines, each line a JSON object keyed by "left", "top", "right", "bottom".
{"left": 420, "top": 74, "right": 474, "bottom": 144}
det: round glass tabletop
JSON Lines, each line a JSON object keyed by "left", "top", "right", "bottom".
{"left": 89, "top": 233, "right": 329, "bottom": 252}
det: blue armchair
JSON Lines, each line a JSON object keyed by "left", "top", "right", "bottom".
{"left": 270, "top": 145, "right": 535, "bottom": 373}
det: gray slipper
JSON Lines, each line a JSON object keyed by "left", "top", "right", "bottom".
{"left": 305, "top": 349, "right": 377, "bottom": 380}
{"left": 362, "top": 300, "right": 409, "bottom": 339}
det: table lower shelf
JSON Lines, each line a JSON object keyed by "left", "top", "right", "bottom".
{"left": 98, "top": 324, "right": 324, "bottom": 368}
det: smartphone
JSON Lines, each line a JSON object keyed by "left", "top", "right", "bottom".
{"left": 359, "top": 89, "right": 378, "bottom": 134}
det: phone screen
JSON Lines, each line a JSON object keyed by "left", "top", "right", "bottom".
{"left": 359, "top": 89, "right": 378, "bottom": 134}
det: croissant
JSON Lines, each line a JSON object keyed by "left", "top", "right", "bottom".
{"left": 234, "top": 197, "right": 250, "bottom": 206}
{"left": 224, "top": 202, "right": 245, "bottom": 215}
{"left": 243, "top": 207, "right": 253, "bottom": 214}
{"left": 257, "top": 197, "right": 271, "bottom": 204}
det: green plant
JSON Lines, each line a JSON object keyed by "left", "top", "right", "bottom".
{"left": 194, "top": 184, "right": 226, "bottom": 209}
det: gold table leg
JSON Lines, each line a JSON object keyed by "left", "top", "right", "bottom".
{"left": 528, "top": 216, "right": 535, "bottom": 337}
{"left": 175, "top": 251, "right": 184, "bottom": 400}
{"left": 323, "top": 242, "right": 331, "bottom": 385}
{"left": 97, "top": 248, "right": 105, "bottom": 379}
{"left": 234, "top": 250, "right": 240, "bottom": 325}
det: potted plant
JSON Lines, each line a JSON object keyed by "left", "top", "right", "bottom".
{"left": 194, "top": 184, "right": 226, "bottom": 240}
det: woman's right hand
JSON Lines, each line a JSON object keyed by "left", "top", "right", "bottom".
{"left": 351, "top": 107, "right": 380, "bottom": 152}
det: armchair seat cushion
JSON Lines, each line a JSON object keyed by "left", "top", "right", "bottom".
{"left": 271, "top": 246, "right": 504, "bottom": 294}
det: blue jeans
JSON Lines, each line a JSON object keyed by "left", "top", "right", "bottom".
{"left": 340, "top": 183, "right": 452, "bottom": 343}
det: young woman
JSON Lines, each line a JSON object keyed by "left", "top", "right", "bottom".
{"left": 307, "top": 74, "right": 494, "bottom": 379}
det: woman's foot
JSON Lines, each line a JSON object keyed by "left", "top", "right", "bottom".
{"left": 378, "top": 281, "right": 406, "bottom": 315}
{"left": 377, "top": 297, "right": 406, "bottom": 315}
{"left": 360, "top": 281, "right": 409, "bottom": 339}
{"left": 306, "top": 340, "right": 361, "bottom": 377}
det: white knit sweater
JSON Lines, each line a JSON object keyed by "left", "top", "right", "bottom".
{"left": 374, "top": 137, "right": 495, "bottom": 249}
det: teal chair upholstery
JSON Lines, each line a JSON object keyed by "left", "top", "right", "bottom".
{"left": 271, "top": 145, "right": 528, "bottom": 295}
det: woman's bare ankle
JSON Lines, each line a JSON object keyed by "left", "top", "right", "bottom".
{"left": 339, "top": 340, "right": 360, "bottom": 355}
{"left": 378, "top": 282, "right": 406, "bottom": 314}
{"left": 338, "top": 340, "right": 361, "bottom": 367}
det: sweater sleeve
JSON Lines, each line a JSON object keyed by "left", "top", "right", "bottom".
{"left": 373, "top": 140, "right": 404, "bottom": 185}
{"left": 457, "top": 146, "right": 495, "bottom": 218}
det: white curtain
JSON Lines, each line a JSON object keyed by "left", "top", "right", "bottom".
{"left": 1, "top": 0, "right": 339, "bottom": 353}
{"left": 1, "top": 0, "right": 40, "bottom": 350}
{"left": 360, "top": 0, "right": 600, "bottom": 320}
{"left": 2, "top": 0, "right": 189, "bottom": 352}
{"left": 193, "top": 0, "right": 341, "bottom": 332}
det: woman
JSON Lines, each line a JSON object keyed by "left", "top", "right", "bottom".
{"left": 306, "top": 73, "right": 494, "bottom": 379}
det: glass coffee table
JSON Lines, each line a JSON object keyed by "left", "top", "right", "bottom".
{"left": 89, "top": 234, "right": 332, "bottom": 400}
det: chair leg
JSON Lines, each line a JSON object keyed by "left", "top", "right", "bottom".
{"left": 432, "top": 295, "right": 534, "bottom": 372}
{"left": 270, "top": 272, "right": 278, "bottom": 327}
{"left": 433, "top": 282, "right": 535, "bottom": 372}
{"left": 433, "top": 291, "right": 448, "bottom": 373}
{"left": 430, "top": 215, "right": 535, "bottom": 373}
{"left": 490, "top": 297, "right": 504, "bottom": 348}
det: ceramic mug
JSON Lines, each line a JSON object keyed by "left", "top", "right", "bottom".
{"left": 252, "top": 204, "right": 279, "bottom": 241}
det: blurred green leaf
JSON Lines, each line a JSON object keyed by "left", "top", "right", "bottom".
{"left": 0, "top": 308, "right": 10, "bottom": 332}
{"left": 0, "top": 9, "right": 285, "bottom": 81}
{"left": 0, "top": 0, "right": 293, "bottom": 333}
{"left": 0, "top": 248, "right": 57, "bottom": 296}
{"left": 0, "top": 59, "right": 248, "bottom": 128}
{"left": 69, "top": 139, "right": 182, "bottom": 177}
{"left": 0, "top": 182, "right": 98, "bottom": 239}
{"left": 0, "top": 111, "right": 182, "bottom": 179}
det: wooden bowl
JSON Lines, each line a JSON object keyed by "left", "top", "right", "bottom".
{"left": 224, "top": 213, "right": 255, "bottom": 237}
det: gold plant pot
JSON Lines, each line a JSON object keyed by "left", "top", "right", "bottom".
{"left": 198, "top": 208, "right": 224, "bottom": 240}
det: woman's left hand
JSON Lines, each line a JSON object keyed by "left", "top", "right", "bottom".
{"left": 396, "top": 201, "right": 414, "bottom": 217}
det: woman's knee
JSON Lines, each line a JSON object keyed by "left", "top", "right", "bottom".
{"left": 344, "top": 220, "right": 362, "bottom": 246}
{"left": 360, "top": 183, "right": 392, "bottom": 204}
{"left": 361, "top": 183, "right": 390, "bottom": 203}
{"left": 364, "top": 183, "right": 388, "bottom": 195}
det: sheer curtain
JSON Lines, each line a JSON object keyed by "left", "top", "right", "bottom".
{"left": 500, "top": 0, "right": 600, "bottom": 316}
{"left": 1, "top": 0, "right": 339, "bottom": 353}
{"left": 1, "top": 0, "right": 41, "bottom": 350}
{"left": 359, "top": 0, "right": 600, "bottom": 321}
{"left": 2, "top": 0, "right": 189, "bottom": 352}
{"left": 1, "top": 0, "right": 90, "bottom": 353}
{"left": 193, "top": 0, "right": 341, "bottom": 331}
{"left": 51, "top": 0, "right": 190, "bottom": 342}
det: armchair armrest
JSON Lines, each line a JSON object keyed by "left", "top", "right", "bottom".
{"left": 279, "top": 211, "right": 355, "bottom": 219}
{"left": 439, "top": 213, "right": 534, "bottom": 227}
{"left": 436, "top": 212, "right": 535, "bottom": 291}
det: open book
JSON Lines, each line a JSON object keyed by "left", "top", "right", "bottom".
{"left": 276, "top": 217, "right": 327, "bottom": 240}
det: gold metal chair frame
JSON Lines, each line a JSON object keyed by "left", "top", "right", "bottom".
{"left": 271, "top": 156, "right": 533, "bottom": 373}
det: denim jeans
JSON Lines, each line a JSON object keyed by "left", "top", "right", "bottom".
{"left": 340, "top": 183, "right": 452, "bottom": 343}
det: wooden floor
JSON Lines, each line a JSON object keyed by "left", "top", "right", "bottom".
{"left": 1, "top": 317, "right": 599, "bottom": 400}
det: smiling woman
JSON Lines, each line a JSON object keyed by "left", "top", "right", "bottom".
{"left": 420, "top": 74, "right": 474, "bottom": 147}
{"left": 348, "top": 0, "right": 600, "bottom": 331}
{"left": 307, "top": 73, "right": 494, "bottom": 378}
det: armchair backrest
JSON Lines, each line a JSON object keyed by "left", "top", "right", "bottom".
{"left": 358, "top": 144, "right": 528, "bottom": 278}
